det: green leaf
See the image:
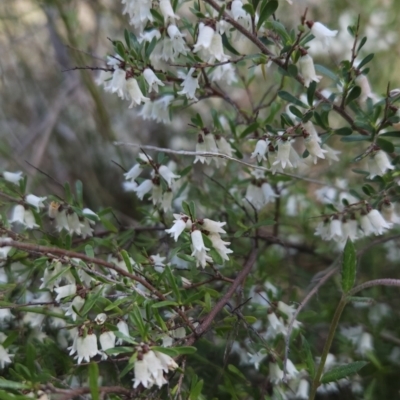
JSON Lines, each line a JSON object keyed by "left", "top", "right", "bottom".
{"left": 64, "top": 182, "right": 73, "bottom": 203}
{"left": 334, "top": 127, "right": 353, "bottom": 136}
{"left": 173, "top": 346, "right": 197, "bottom": 355}
{"left": 240, "top": 121, "right": 259, "bottom": 138}
{"left": 301, "top": 335, "right": 315, "bottom": 378}
{"left": 307, "top": 81, "right": 317, "bottom": 106}
{"left": 376, "top": 138, "right": 394, "bottom": 153}
{"left": 361, "top": 184, "right": 376, "bottom": 196}
{"left": 0, "top": 379, "right": 29, "bottom": 390}
{"left": 165, "top": 266, "right": 181, "bottom": 302}
{"left": 340, "top": 135, "right": 370, "bottom": 142}
{"left": 209, "top": 248, "right": 224, "bottom": 265}
{"left": 151, "top": 346, "right": 178, "bottom": 357}
{"left": 321, "top": 361, "right": 368, "bottom": 383}
{"left": 189, "top": 378, "right": 204, "bottom": 399}
{"left": 75, "top": 180, "right": 83, "bottom": 207}
{"left": 289, "top": 105, "right": 303, "bottom": 119}
{"left": 151, "top": 300, "right": 179, "bottom": 308}
{"left": 222, "top": 33, "right": 241, "bottom": 56}
{"left": 85, "top": 244, "right": 94, "bottom": 258}
{"left": 358, "top": 53, "right": 374, "bottom": 70}
{"left": 228, "top": 364, "right": 247, "bottom": 381}
{"left": 80, "top": 287, "right": 103, "bottom": 316}
{"left": 257, "top": 0, "right": 278, "bottom": 30}
{"left": 341, "top": 238, "right": 357, "bottom": 293}
{"left": 315, "top": 64, "right": 338, "bottom": 82}
{"left": 379, "top": 130, "right": 400, "bottom": 137}
{"left": 124, "top": 28, "right": 131, "bottom": 49}
{"left": 345, "top": 86, "right": 361, "bottom": 105}
{"left": 120, "top": 250, "right": 133, "bottom": 274}
{"left": 89, "top": 363, "right": 100, "bottom": 400}
{"left": 278, "top": 91, "right": 308, "bottom": 108}
{"left": 105, "top": 346, "right": 135, "bottom": 355}
{"left": 242, "top": 3, "right": 255, "bottom": 16}
{"left": 357, "top": 36, "right": 367, "bottom": 52}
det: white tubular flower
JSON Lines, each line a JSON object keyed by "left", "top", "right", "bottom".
{"left": 76, "top": 333, "right": 98, "bottom": 364}
{"left": 54, "top": 284, "right": 77, "bottom": 302}
{"left": 210, "top": 63, "right": 238, "bottom": 85}
{"left": 209, "top": 233, "right": 233, "bottom": 261}
{"left": 356, "top": 73, "right": 372, "bottom": 103}
{"left": 200, "top": 218, "right": 226, "bottom": 234}
{"left": 123, "top": 182, "right": 138, "bottom": 193}
{"left": 304, "top": 136, "right": 327, "bottom": 163}
{"left": 116, "top": 320, "right": 130, "bottom": 344}
{"left": 151, "top": 184, "right": 163, "bottom": 206}
{"left": 0, "top": 340, "right": 13, "bottom": 369}
{"left": 10, "top": 204, "right": 25, "bottom": 225}
{"left": 149, "top": 254, "right": 166, "bottom": 273}
{"left": 65, "top": 296, "right": 85, "bottom": 321}
{"left": 161, "top": 191, "right": 173, "bottom": 212}
{"left": 204, "top": 134, "right": 220, "bottom": 166}
{"left": 191, "top": 229, "right": 211, "bottom": 268}
{"left": 286, "top": 359, "right": 299, "bottom": 379}
{"left": 268, "top": 361, "right": 284, "bottom": 384}
{"left": 357, "top": 332, "right": 373, "bottom": 356}
{"left": 155, "top": 351, "right": 178, "bottom": 371}
{"left": 47, "top": 201, "right": 60, "bottom": 220}
{"left": 323, "top": 144, "right": 341, "bottom": 164}
{"left": 107, "top": 68, "right": 127, "bottom": 98}
{"left": 24, "top": 209, "right": 39, "bottom": 229}
{"left": 0, "top": 241, "right": 11, "bottom": 260}
{"left": 158, "top": 165, "right": 180, "bottom": 186}
{"left": 139, "top": 95, "right": 173, "bottom": 124}
{"left": 177, "top": 68, "right": 199, "bottom": 101}
{"left": 166, "top": 25, "right": 188, "bottom": 57}
{"left": 267, "top": 312, "right": 287, "bottom": 337}
{"left": 296, "top": 379, "right": 310, "bottom": 400}
{"left": 299, "top": 53, "right": 321, "bottom": 87}
{"left": 206, "top": 33, "right": 230, "bottom": 63}
{"left": 315, "top": 219, "right": 330, "bottom": 240}
{"left": 95, "top": 70, "right": 112, "bottom": 87}
{"left": 341, "top": 217, "right": 359, "bottom": 241}
{"left": 307, "top": 21, "right": 338, "bottom": 43}
{"left": 216, "top": 136, "right": 232, "bottom": 156}
{"left": 261, "top": 182, "right": 278, "bottom": 204}
{"left": 303, "top": 120, "right": 321, "bottom": 142}
{"left": 159, "top": 0, "right": 179, "bottom": 21}
{"left": 366, "top": 209, "right": 392, "bottom": 235}
{"left": 134, "top": 179, "right": 153, "bottom": 200}
{"left": 124, "top": 164, "right": 143, "bottom": 181}
{"left": 273, "top": 140, "right": 293, "bottom": 169}
{"left": 138, "top": 29, "right": 161, "bottom": 43}
{"left": 231, "top": 0, "right": 251, "bottom": 28}
{"left": 133, "top": 358, "right": 153, "bottom": 388}
{"left": 245, "top": 183, "right": 265, "bottom": 210}
{"left": 2, "top": 171, "right": 23, "bottom": 185}
{"left": 360, "top": 212, "right": 374, "bottom": 236}
{"left": 55, "top": 209, "right": 69, "bottom": 232}
{"left": 165, "top": 215, "right": 188, "bottom": 241}
{"left": 122, "top": 0, "right": 153, "bottom": 31}
{"left": 25, "top": 194, "right": 46, "bottom": 211}
{"left": 251, "top": 139, "right": 268, "bottom": 162}
{"left": 194, "top": 136, "right": 207, "bottom": 164}
{"left": 193, "top": 23, "right": 215, "bottom": 52}
{"left": 99, "top": 331, "right": 116, "bottom": 358}
{"left": 126, "top": 78, "right": 149, "bottom": 107}
{"left": 191, "top": 229, "right": 209, "bottom": 253}
{"left": 328, "top": 217, "right": 342, "bottom": 242}
{"left": 95, "top": 313, "right": 107, "bottom": 325}
{"left": 67, "top": 212, "right": 82, "bottom": 235}
{"left": 143, "top": 68, "right": 165, "bottom": 93}
{"left": 367, "top": 150, "right": 394, "bottom": 178}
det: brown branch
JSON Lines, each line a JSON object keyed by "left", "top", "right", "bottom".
{"left": 283, "top": 259, "right": 340, "bottom": 380}
{"left": 185, "top": 246, "right": 258, "bottom": 344}
{"left": 43, "top": 383, "right": 131, "bottom": 400}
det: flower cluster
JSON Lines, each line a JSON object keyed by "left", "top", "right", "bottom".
{"left": 123, "top": 154, "right": 180, "bottom": 212}
{"left": 133, "top": 345, "right": 178, "bottom": 389}
{"left": 165, "top": 213, "right": 232, "bottom": 267}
